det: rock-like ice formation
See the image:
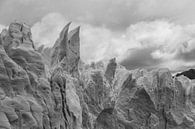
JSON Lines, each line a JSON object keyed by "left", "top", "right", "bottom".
{"left": 0, "top": 21, "right": 195, "bottom": 129}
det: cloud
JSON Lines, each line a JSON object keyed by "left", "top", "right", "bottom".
{"left": 1, "top": 0, "right": 195, "bottom": 31}
{"left": 120, "top": 21, "right": 195, "bottom": 71}
{"left": 176, "top": 49, "right": 195, "bottom": 62}
{"left": 120, "top": 47, "right": 162, "bottom": 70}
{"left": 31, "top": 13, "right": 69, "bottom": 47}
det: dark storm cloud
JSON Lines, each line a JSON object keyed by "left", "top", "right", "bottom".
{"left": 176, "top": 49, "right": 195, "bottom": 61}
{"left": 120, "top": 47, "right": 162, "bottom": 70}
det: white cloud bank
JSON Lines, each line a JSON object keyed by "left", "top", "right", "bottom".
{"left": 0, "top": 24, "right": 5, "bottom": 33}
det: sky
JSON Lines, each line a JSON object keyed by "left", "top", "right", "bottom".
{"left": 1, "top": 0, "right": 195, "bottom": 72}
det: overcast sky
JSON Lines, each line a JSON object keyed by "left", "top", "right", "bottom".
{"left": 1, "top": 0, "right": 195, "bottom": 72}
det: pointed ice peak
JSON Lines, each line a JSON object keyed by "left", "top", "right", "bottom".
{"left": 53, "top": 22, "right": 71, "bottom": 48}
{"left": 68, "top": 26, "right": 80, "bottom": 40}
{"left": 59, "top": 22, "right": 71, "bottom": 39}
